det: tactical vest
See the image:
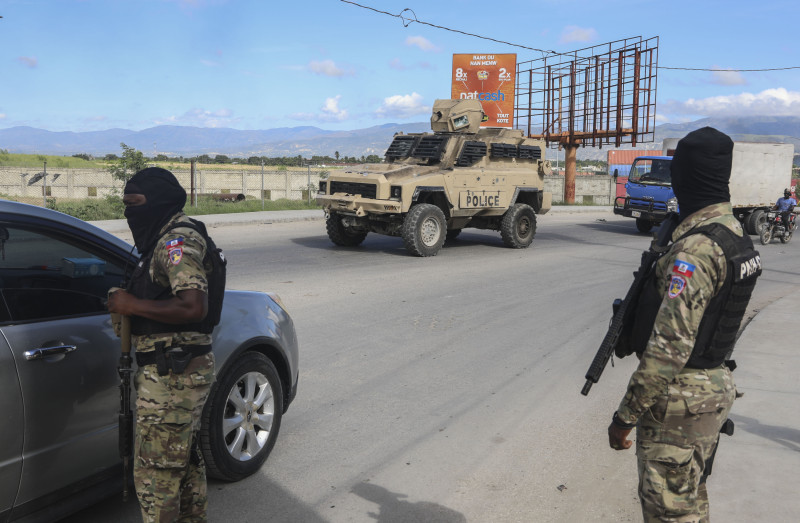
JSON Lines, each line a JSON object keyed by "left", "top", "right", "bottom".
{"left": 127, "top": 218, "right": 227, "bottom": 336}
{"left": 629, "top": 223, "right": 761, "bottom": 368}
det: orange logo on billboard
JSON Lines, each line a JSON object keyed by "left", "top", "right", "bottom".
{"left": 452, "top": 54, "right": 516, "bottom": 128}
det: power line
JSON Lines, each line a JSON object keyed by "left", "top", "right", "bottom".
{"left": 340, "top": 0, "right": 800, "bottom": 73}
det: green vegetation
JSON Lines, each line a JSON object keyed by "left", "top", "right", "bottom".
{"left": 0, "top": 149, "right": 103, "bottom": 168}
{"left": 107, "top": 143, "right": 148, "bottom": 182}
{"left": 25, "top": 194, "right": 320, "bottom": 222}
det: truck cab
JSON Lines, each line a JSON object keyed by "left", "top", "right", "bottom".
{"left": 613, "top": 155, "right": 677, "bottom": 233}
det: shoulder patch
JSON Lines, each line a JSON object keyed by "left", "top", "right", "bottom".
{"left": 668, "top": 275, "right": 687, "bottom": 299}
{"left": 672, "top": 259, "right": 696, "bottom": 278}
{"left": 165, "top": 237, "right": 184, "bottom": 250}
{"left": 169, "top": 247, "right": 183, "bottom": 265}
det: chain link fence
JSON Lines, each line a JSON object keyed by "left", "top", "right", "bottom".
{"left": 0, "top": 165, "right": 328, "bottom": 207}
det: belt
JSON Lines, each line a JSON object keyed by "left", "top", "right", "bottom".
{"left": 135, "top": 344, "right": 212, "bottom": 368}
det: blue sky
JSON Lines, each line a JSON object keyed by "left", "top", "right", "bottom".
{"left": 1, "top": 0, "right": 799, "bottom": 133}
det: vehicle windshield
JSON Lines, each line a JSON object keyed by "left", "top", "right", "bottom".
{"left": 628, "top": 159, "right": 672, "bottom": 185}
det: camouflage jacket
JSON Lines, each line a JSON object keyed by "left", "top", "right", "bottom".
{"left": 132, "top": 211, "right": 212, "bottom": 352}
{"left": 616, "top": 202, "right": 743, "bottom": 425}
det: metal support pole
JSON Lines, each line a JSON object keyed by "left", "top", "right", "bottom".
{"left": 42, "top": 160, "right": 47, "bottom": 206}
{"left": 190, "top": 160, "right": 196, "bottom": 207}
{"left": 307, "top": 164, "right": 311, "bottom": 204}
{"left": 261, "top": 160, "right": 265, "bottom": 210}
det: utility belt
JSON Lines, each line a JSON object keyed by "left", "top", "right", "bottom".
{"left": 135, "top": 343, "right": 212, "bottom": 376}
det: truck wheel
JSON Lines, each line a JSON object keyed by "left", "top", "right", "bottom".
{"left": 635, "top": 218, "right": 653, "bottom": 233}
{"left": 326, "top": 212, "right": 368, "bottom": 247}
{"left": 402, "top": 204, "right": 446, "bottom": 257}
{"left": 500, "top": 203, "right": 537, "bottom": 248}
{"left": 445, "top": 229, "right": 462, "bottom": 242}
{"left": 760, "top": 226, "right": 772, "bottom": 245}
{"left": 747, "top": 210, "right": 766, "bottom": 235}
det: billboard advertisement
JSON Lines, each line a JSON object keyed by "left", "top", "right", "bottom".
{"left": 451, "top": 53, "right": 516, "bottom": 128}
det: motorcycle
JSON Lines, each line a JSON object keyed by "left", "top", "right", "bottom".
{"left": 760, "top": 210, "right": 796, "bottom": 245}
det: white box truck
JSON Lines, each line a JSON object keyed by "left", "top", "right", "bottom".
{"left": 614, "top": 141, "right": 795, "bottom": 234}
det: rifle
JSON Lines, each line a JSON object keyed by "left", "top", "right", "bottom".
{"left": 581, "top": 213, "right": 680, "bottom": 396}
{"left": 118, "top": 315, "right": 133, "bottom": 501}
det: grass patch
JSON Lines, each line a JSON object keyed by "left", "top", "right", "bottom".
{"left": 0, "top": 152, "right": 104, "bottom": 169}
{"left": 12, "top": 194, "right": 322, "bottom": 222}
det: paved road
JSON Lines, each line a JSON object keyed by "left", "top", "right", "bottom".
{"left": 69, "top": 209, "right": 800, "bottom": 522}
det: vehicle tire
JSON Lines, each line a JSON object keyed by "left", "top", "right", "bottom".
{"left": 445, "top": 229, "right": 462, "bottom": 242}
{"left": 402, "top": 203, "right": 446, "bottom": 257}
{"left": 781, "top": 231, "right": 792, "bottom": 243}
{"left": 635, "top": 218, "right": 653, "bottom": 234}
{"left": 500, "top": 203, "right": 537, "bottom": 248}
{"left": 326, "top": 212, "right": 368, "bottom": 247}
{"left": 760, "top": 226, "right": 772, "bottom": 245}
{"left": 747, "top": 210, "right": 766, "bottom": 235}
{"left": 200, "top": 352, "right": 283, "bottom": 481}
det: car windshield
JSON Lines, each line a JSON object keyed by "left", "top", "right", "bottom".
{"left": 628, "top": 159, "right": 672, "bottom": 185}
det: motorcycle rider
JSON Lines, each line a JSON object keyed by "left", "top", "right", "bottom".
{"left": 772, "top": 188, "right": 797, "bottom": 237}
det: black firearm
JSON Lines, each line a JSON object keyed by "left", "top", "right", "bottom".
{"left": 581, "top": 213, "right": 680, "bottom": 396}
{"left": 118, "top": 315, "right": 133, "bottom": 501}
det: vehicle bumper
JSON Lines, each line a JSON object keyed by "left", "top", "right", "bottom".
{"left": 613, "top": 196, "right": 668, "bottom": 223}
{"left": 317, "top": 194, "right": 402, "bottom": 216}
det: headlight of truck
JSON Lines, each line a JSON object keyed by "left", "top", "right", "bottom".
{"left": 318, "top": 181, "right": 327, "bottom": 195}
{"left": 667, "top": 197, "right": 678, "bottom": 212}
{"left": 390, "top": 186, "right": 402, "bottom": 200}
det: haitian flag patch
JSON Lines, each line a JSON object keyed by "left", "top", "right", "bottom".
{"left": 672, "top": 259, "right": 695, "bottom": 278}
{"left": 165, "top": 237, "right": 184, "bottom": 250}
{"left": 668, "top": 275, "right": 687, "bottom": 299}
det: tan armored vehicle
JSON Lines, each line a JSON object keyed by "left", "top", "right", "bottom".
{"left": 317, "top": 99, "right": 552, "bottom": 257}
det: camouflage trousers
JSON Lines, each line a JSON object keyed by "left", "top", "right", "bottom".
{"left": 133, "top": 352, "right": 215, "bottom": 523}
{"left": 635, "top": 365, "right": 735, "bottom": 523}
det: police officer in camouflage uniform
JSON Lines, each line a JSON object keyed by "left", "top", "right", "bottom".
{"left": 608, "top": 127, "right": 760, "bottom": 522}
{"left": 108, "top": 167, "right": 215, "bottom": 522}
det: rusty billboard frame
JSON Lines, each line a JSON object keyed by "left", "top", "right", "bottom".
{"left": 514, "top": 36, "right": 659, "bottom": 149}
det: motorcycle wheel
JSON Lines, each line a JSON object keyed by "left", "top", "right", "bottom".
{"left": 781, "top": 231, "right": 792, "bottom": 244}
{"left": 760, "top": 226, "right": 772, "bottom": 245}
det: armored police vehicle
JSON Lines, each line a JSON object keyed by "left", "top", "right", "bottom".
{"left": 316, "top": 99, "right": 553, "bottom": 257}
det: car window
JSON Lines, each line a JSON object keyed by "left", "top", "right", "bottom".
{"left": 0, "top": 225, "right": 128, "bottom": 323}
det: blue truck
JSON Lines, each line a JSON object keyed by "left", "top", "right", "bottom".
{"left": 613, "top": 142, "right": 795, "bottom": 234}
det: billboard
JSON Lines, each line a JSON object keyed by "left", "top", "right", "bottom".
{"left": 451, "top": 53, "right": 516, "bottom": 128}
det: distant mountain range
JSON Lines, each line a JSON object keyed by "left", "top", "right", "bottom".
{"left": 1, "top": 116, "right": 799, "bottom": 162}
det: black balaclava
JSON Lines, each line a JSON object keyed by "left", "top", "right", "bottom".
{"left": 670, "top": 126, "right": 734, "bottom": 220}
{"left": 124, "top": 167, "right": 186, "bottom": 254}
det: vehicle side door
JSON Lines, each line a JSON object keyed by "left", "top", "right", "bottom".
{"left": 0, "top": 219, "right": 133, "bottom": 517}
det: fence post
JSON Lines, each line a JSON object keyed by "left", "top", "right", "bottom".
{"left": 261, "top": 161, "right": 265, "bottom": 210}
{"left": 307, "top": 164, "right": 311, "bottom": 204}
{"left": 285, "top": 169, "right": 290, "bottom": 200}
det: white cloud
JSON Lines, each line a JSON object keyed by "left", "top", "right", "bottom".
{"left": 155, "top": 108, "right": 240, "bottom": 127}
{"left": 375, "top": 93, "right": 430, "bottom": 119}
{"left": 200, "top": 59, "right": 221, "bottom": 67}
{"left": 558, "top": 26, "right": 597, "bottom": 45}
{"left": 710, "top": 68, "right": 746, "bottom": 86}
{"left": 0, "top": 113, "right": 6, "bottom": 120}
{"left": 662, "top": 88, "right": 800, "bottom": 118}
{"left": 289, "top": 96, "right": 349, "bottom": 123}
{"left": 308, "top": 59, "right": 353, "bottom": 77}
{"left": 405, "top": 36, "right": 440, "bottom": 52}
{"left": 17, "top": 56, "right": 38, "bottom": 68}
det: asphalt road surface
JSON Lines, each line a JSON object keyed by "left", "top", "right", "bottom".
{"left": 66, "top": 211, "right": 800, "bottom": 523}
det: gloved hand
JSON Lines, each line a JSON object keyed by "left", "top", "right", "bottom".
{"left": 107, "top": 287, "right": 123, "bottom": 337}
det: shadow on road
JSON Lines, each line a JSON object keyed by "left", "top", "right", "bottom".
{"left": 351, "top": 482, "right": 466, "bottom": 523}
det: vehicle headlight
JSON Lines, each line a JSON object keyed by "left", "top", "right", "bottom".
{"left": 318, "top": 181, "right": 327, "bottom": 195}
{"left": 390, "top": 186, "right": 402, "bottom": 200}
{"left": 666, "top": 197, "right": 678, "bottom": 212}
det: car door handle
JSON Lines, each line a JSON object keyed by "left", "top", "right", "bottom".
{"left": 24, "top": 345, "right": 78, "bottom": 361}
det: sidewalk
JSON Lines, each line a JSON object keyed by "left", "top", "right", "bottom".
{"left": 89, "top": 205, "right": 613, "bottom": 234}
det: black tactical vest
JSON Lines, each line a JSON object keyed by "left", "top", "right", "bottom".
{"left": 629, "top": 223, "right": 761, "bottom": 368}
{"left": 127, "top": 218, "right": 226, "bottom": 336}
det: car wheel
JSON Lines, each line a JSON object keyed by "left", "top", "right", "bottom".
{"left": 500, "top": 203, "right": 537, "bottom": 248}
{"left": 445, "top": 229, "right": 462, "bottom": 242}
{"left": 760, "top": 226, "right": 772, "bottom": 245}
{"left": 200, "top": 352, "right": 283, "bottom": 481}
{"left": 402, "top": 203, "right": 446, "bottom": 257}
{"left": 326, "top": 212, "right": 368, "bottom": 247}
{"left": 635, "top": 218, "right": 653, "bottom": 234}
